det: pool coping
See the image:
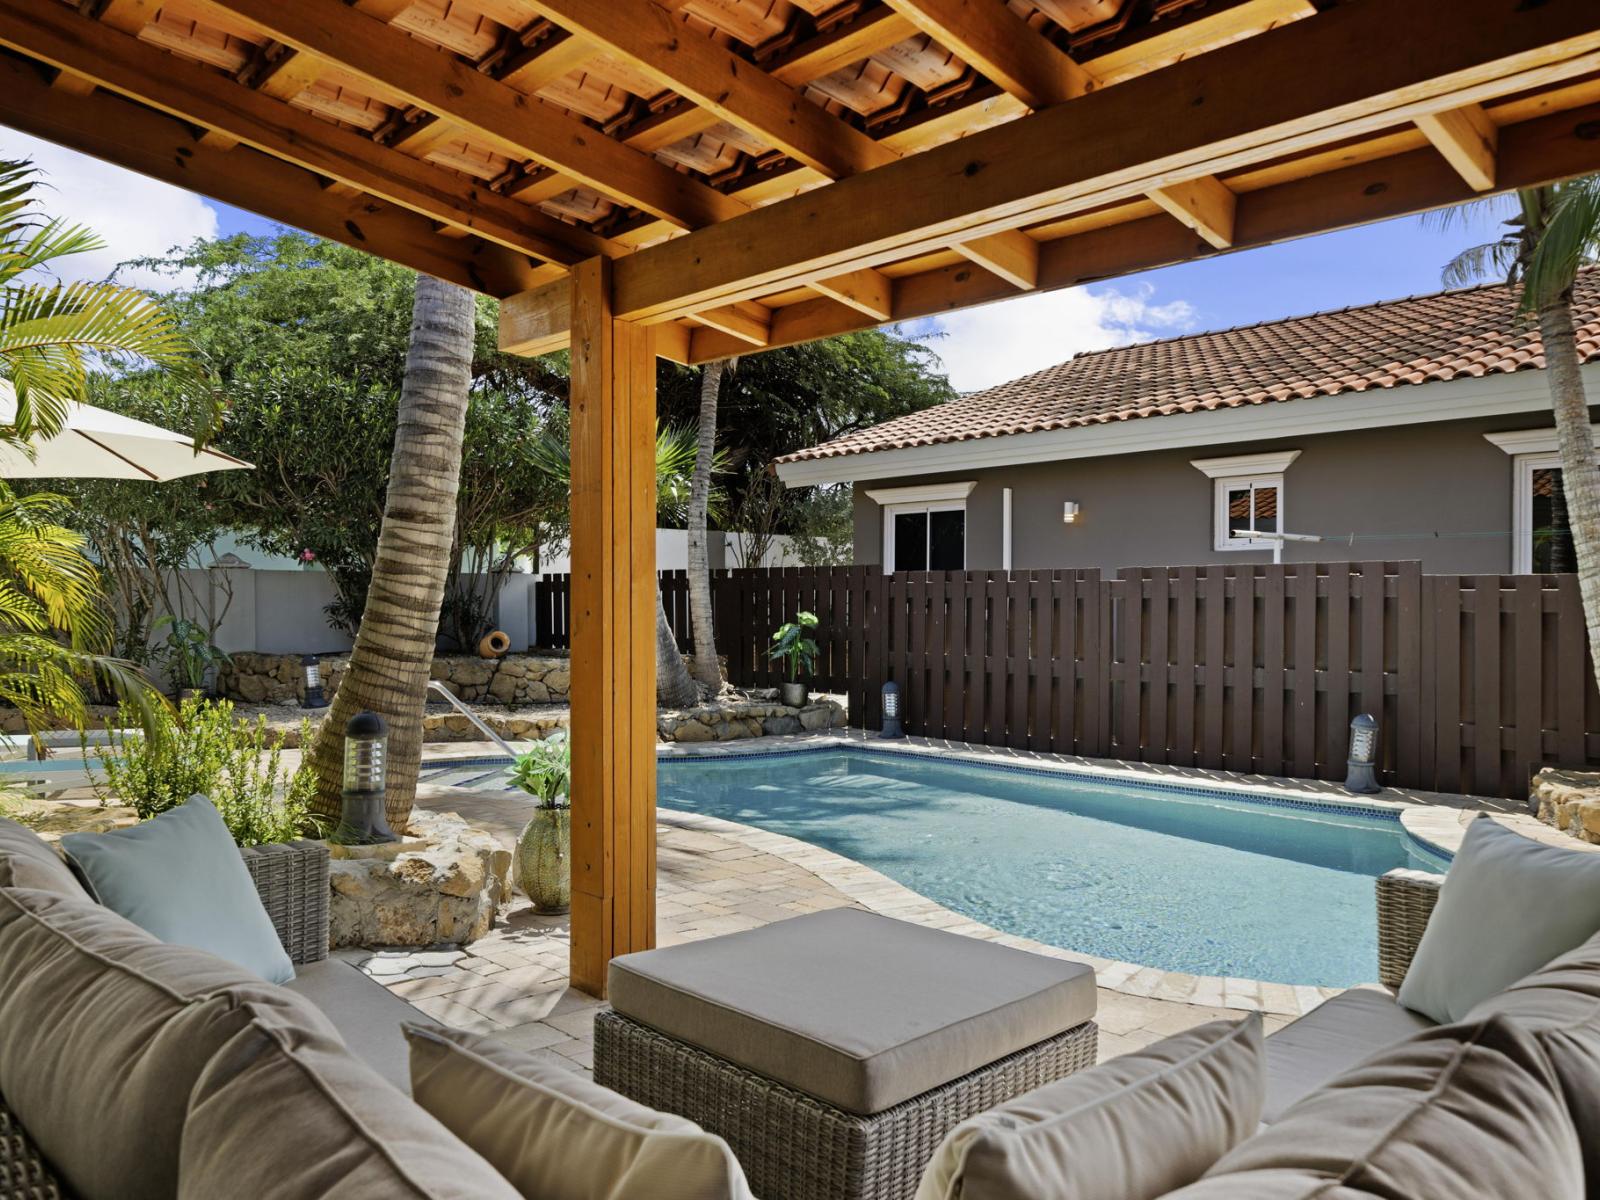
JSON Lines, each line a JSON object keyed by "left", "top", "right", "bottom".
{"left": 431, "top": 733, "right": 1512, "bottom": 1017}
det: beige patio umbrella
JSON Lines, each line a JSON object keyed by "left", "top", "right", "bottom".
{"left": 0, "top": 379, "right": 251, "bottom": 481}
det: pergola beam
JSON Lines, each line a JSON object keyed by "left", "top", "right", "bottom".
{"left": 1148, "top": 176, "right": 1238, "bottom": 249}
{"left": 882, "top": 0, "right": 1093, "bottom": 109}
{"left": 0, "top": 0, "right": 614, "bottom": 267}
{"left": 810, "top": 268, "right": 894, "bottom": 322}
{"left": 1415, "top": 103, "right": 1499, "bottom": 191}
{"left": 673, "top": 97, "right": 1600, "bottom": 362}
{"left": 592, "top": 0, "right": 1600, "bottom": 323}
{"left": 0, "top": 49, "right": 539, "bottom": 297}
{"left": 199, "top": 0, "right": 744, "bottom": 229}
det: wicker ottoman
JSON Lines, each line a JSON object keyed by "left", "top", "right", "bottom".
{"left": 595, "top": 909, "right": 1098, "bottom": 1200}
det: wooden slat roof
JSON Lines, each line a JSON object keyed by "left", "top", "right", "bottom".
{"left": 1, "top": 0, "right": 1598, "bottom": 363}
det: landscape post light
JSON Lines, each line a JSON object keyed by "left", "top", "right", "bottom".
{"left": 301, "top": 654, "right": 328, "bottom": 709}
{"left": 1345, "top": 713, "right": 1380, "bottom": 794}
{"left": 880, "top": 681, "right": 905, "bottom": 739}
{"left": 332, "top": 711, "right": 398, "bottom": 845}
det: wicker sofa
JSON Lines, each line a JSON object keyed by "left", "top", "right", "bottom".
{"left": 0, "top": 822, "right": 1563, "bottom": 1200}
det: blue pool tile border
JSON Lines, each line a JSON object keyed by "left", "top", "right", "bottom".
{"left": 423, "top": 739, "right": 1454, "bottom": 861}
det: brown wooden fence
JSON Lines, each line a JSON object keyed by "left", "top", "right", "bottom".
{"left": 531, "top": 563, "right": 1600, "bottom": 800}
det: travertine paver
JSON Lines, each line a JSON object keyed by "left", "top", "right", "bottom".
{"left": 355, "top": 765, "right": 1300, "bottom": 1078}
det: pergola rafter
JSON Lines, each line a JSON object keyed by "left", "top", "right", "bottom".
{"left": 3, "top": 0, "right": 1598, "bottom": 994}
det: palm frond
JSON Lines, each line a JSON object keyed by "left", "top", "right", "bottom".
{"left": 1522, "top": 175, "right": 1600, "bottom": 310}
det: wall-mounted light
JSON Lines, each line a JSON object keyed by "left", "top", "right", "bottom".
{"left": 1345, "top": 713, "right": 1380, "bottom": 794}
{"left": 1062, "top": 501, "right": 1081, "bottom": 525}
{"left": 880, "top": 681, "right": 905, "bottom": 739}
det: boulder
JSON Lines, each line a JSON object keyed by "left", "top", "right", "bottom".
{"left": 1532, "top": 768, "right": 1600, "bottom": 845}
{"left": 27, "top": 802, "right": 141, "bottom": 844}
{"left": 326, "top": 809, "right": 511, "bottom": 948}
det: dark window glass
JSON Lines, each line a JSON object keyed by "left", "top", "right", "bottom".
{"left": 929, "top": 509, "right": 965, "bottom": 570}
{"left": 1532, "top": 466, "right": 1575, "bottom": 574}
{"left": 893, "top": 511, "right": 928, "bottom": 571}
{"left": 1226, "top": 487, "right": 1252, "bottom": 538}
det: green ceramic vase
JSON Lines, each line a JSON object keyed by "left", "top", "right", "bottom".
{"left": 515, "top": 803, "right": 571, "bottom": 914}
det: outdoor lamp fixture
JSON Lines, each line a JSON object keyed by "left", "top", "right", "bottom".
{"left": 1062, "top": 501, "right": 1081, "bottom": 525}
{"left": 881, "top": 681, "right": 905, "bottom": 739}
{"left": 331, "top": 711, "right": 399, "bottom": 845}
{"left": 1345, "top": 713, "right": 1381, "bottom": 794}
{"left": 301, "top": 654, "right": 328, "bottom": 709}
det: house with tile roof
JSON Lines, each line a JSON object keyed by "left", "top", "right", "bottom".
{"left": 775, "top": 270, "right": 1600, "bottom": 576}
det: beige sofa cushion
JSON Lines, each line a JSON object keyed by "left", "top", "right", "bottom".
{"left": 0, "top": 816, "right": 87, "bottom": 896}
{"left": 406, "top": 1024, "right": 754, "bottom": 1200}
{"left": 608, "top": 909, "right": 1096, "bottom": 1115}
{"left": 180, "top": 1003, "right": 521, "bottom": 1200}
{"left": 916, "top": 1014, "right": 1263, "bottom": 1200}
{"left": 0, "top": 886, "right": 306, "bottom": 1200}
{"left": 1260, "top": 987, "right": 1433, "bottom": 1122}
{"left": 284, "top": 957, "right": 436, "bottom": 1091}
{"left": 1397, "top": 817, "right": 1600, "bottom": 1023}
{"left": 1161, "top": 1015, "right": 1583, "bottom": 1200}
{"left": 1467, "top": 929, "right": 1600, "bottom": 1191}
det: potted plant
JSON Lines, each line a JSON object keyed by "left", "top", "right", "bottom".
{"left": 154, "top": 615, "right": 231, "bottom": 701}
{"left": 509, "top": 733, "right": 571, "bottom": 914}
{"left": 768, "top": 611, "right": 819, "bottom": 708}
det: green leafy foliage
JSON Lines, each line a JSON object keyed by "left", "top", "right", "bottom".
{"left": 508, "top": 733, "right": 569, "bottom": 809}
{"left": 768, "top": 610, "right": 819, "bottom": 681}
{"left": 122, "top": 233, "right": 569, "bottom": 638}
{"left": 153, "top": 615, "right": 230, "bottom": 692}
{"left": 91, "top": 697, "right": 318, "bottom": 846}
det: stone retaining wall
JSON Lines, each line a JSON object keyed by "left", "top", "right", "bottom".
{"left": 1533, "top": 768, "right": 1600, "bottom": 844}
{"left": 217, "top": 652, "right": 572, "bottom": 707}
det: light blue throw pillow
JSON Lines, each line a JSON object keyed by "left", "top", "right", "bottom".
{"left": 1398, "top": 816, "right": 1600, "bottom": 1024}
{"left": 61, "top": 796, "right": 295, "bottom": 985}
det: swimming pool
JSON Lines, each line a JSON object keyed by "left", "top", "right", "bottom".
{"left": 653, "top": 748, "right": 1449, "bottom": 988}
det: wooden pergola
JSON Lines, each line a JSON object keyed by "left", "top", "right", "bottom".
{"left": 5, "top": 0, "right": 1599, "bottom": 994}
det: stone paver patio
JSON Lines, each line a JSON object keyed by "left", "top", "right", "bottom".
{"left": 356, "top": 763, "right": 1311, "bottom": 1078}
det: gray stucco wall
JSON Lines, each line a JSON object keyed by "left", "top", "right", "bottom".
{"left": 852, "top": 411, "right": 1589, "bottom": 574}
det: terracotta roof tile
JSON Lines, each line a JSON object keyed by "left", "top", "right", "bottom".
{"left": 778, "top": 269, "right": 1600, "bottom": 467}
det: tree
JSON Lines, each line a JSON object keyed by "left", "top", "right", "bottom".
{"left": 0, "top": 160, "right": 193, "bottom": 745}
{"left": 305, "top": 275, "right": 476, "bottom": 828}
{"left": 686, "top": 360, "right": 728, "bottom": 690}
{"left": 532, "top": 423, "right": 720, "bottom": 707}
{"left": 130, "top": 234, "right": 568, "bottom": 632}
{"left": 1436, "top": 178, "right": 1600, "bottom": 697}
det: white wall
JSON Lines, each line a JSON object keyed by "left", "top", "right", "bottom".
{"left": 535, "top": 529, "right": 812, "bottom": 575}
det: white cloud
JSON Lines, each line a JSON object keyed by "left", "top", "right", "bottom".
{"left": 0, "top": 131, "right": 220, "bottom": 291}
{"left": 907, "top": 283, "right": 1198, "bottom": 393}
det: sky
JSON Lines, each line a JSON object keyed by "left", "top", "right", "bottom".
{"left": 4, "top": 127, "right": 1514, "bottom": 393}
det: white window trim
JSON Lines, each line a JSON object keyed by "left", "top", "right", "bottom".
{"left": 863, "top": 480, "right": 977, "bottom": 505}
{"left": 868, "top": 481, "right": 973, "bottom": 575}
{"left": 1191, "top": 451, "right": 1299, "bottom": 552}
{"left": 1510, "top": 450, "right": 1563, "bottom": 574}
{"left": 1189, "top": 449, "right": 1301, "bottom": 478}
{"left": 1483, "top": 425, "right": 1600, "bottom": 456}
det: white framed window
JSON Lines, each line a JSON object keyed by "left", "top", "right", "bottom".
{"left": 1191, "top": 451, "right": 1300, "bottom": 552}
{"left": 1485, "top": 429, "right": 1595, "bottom": 574}
{"left": 865, "top": 481, "right": 974, "bottom": 574}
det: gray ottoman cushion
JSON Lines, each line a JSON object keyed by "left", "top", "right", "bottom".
{"left": 607, "top": 909, "right": 1096, "bottom": 1115}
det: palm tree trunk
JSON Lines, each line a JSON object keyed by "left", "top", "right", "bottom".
{"left": 308, "top": 275, "right": 476, "bottom": 828}
{"left": 1538, "top": 294, "right": 1600, "bottom": 698}
{"left": 687, "top": 360, "right": 725, "bottom": 690}
{"left": 657, "top": 591, "right": 697, "bottom": 707}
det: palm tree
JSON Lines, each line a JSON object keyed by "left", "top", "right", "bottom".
{"left": 533, "top": 422, "right": 726, "bottom": 708}
{"left": 1436, "top": 179, "right": 1600, "bottom": 695}
{"left": 686, "top": 360, "right": 729, "bottom": 690}
{"left": 0, "top": 159, "right": 194, "bottom": 749}
{"left": 306, "top": 274, "right": 476, "bottom": 828}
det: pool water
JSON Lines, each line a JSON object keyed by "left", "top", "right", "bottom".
{"left": 656, "top": 749, "right": 1449, "bottom": 988}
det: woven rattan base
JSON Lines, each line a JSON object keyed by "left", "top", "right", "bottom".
{"left": 594, "top": 1011, "right": 1097, "bottom": 1200}
{"left": 0, "top": 1098, "right": 64, "bottom": 1200}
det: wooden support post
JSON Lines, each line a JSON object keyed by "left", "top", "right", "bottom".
{"left": 568, "top": 257, "right": 657, "bottom": 997}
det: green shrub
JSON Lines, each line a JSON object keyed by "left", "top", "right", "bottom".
{"left": 92, "top": 697, "right": 320, "bottom": 846}
{"left": 508, "top": 733, "right": 569, "bottom": 808}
